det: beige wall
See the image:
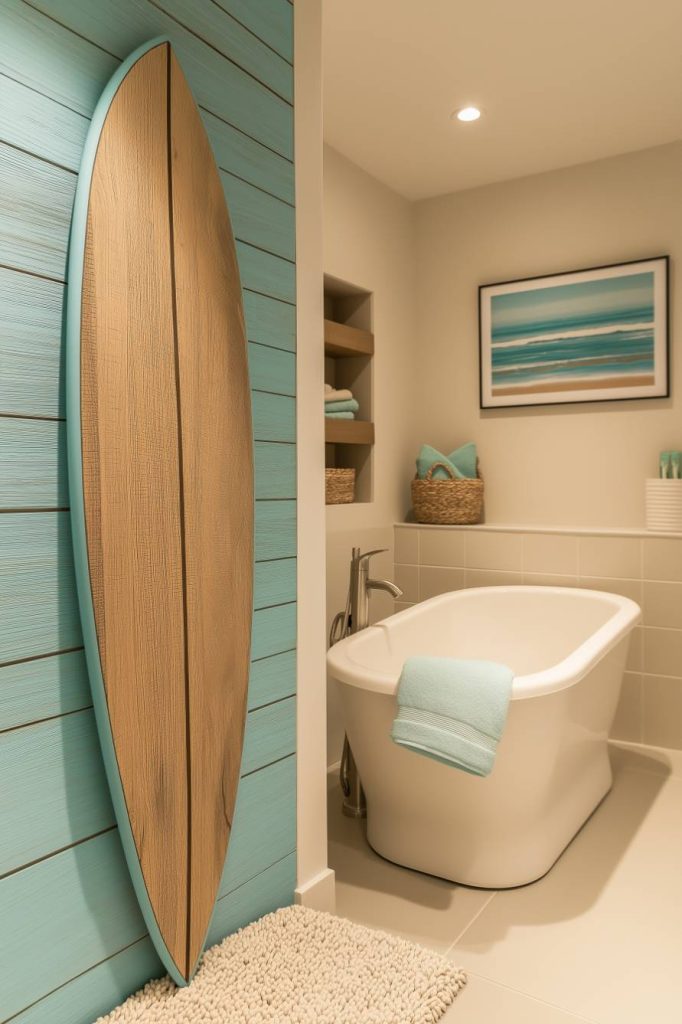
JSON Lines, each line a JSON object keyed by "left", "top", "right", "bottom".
{"left": 293, "top": 0, "right": 334, "bottom": 908}
{"left": 324, "top": 140, "right": 682, "bottom": 766}
{"left": 323, "top": 145, "right": 417, "bottom": 764}
{"left": 394, "top": 523, "right": 682, "bottom": 749}
{"left": 414, "top": 142, "right": 682, "bottom": 528}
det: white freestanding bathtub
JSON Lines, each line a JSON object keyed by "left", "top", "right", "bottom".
{"left": 327, "top": 587, "right": 641, "bottom": 888}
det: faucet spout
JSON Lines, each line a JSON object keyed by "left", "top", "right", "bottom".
{"left": 349, "top": 547, "right": 403, "bottom": 633}
{"left": 367, "top": 578, "right": 403, "bottom": 600}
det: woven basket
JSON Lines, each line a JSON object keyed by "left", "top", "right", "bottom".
{"left": 326, "top": 468, "right": 355, "bottom": 504}
{"left": 411, "top": 461, "right": 484, "bottom": 525}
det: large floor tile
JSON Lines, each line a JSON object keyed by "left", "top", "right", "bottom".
{"left": 449, "top": 758, "right": 681, "bottom": 1023}
{"left": 441, "top": 974, "right": 596, "bottom": 1023}
{"left": 328, "top": 782, "right": 491, "bottom": 953}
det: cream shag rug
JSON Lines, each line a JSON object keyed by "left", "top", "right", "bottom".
{"left": 97, "top": 905, "right": 466, "bottom": 1023}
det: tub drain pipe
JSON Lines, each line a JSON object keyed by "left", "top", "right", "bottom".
{"left": 339, "top": 735, "right": 367, "bottom": 818}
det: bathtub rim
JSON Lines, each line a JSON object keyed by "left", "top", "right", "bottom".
{"left": 327, "top": 585, "right": 641, "bottom": 701}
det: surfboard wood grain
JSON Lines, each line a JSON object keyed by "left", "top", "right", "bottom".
{"left": 169, "top": 48, "right": 253, "bottom": 968}
{"left": 71, "top": 39, "right": 253, "bottom": 983}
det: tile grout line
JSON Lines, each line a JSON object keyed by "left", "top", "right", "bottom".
{"left": 415, "top": 526, "right": 421, "bottom": 602}
{"left": 462, "top": 968, "right": 601, "bottom": 1023}
{"left": 443, "top": 890, "right": 497, "bottom": 954}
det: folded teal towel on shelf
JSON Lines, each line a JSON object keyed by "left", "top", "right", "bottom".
{"left": 325, "top": 386, "right": 353, "bottom": 402}
{"left": 416, "top": 442, "right": 477, "bottom": 480}
{"left": 391, "top": 656, "right": 513, "bottom": 777}
{"left": 325, "top": 411, "right": 355, "bottom": 419}
{"left": 325, "top": 398, "right": 359, "bottom": 414}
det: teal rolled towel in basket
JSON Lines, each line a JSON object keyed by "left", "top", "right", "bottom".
{"left": 391, "top": 656, "right": 513, "bottom": 776}
{"left": 416, "top": 443, "right": 477, "bottom": 480}
{"left": 325, "top": 411, "right": 355, "bottom": 419}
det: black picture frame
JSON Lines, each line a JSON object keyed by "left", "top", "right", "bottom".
{"left": 478, "top": 255, "right": 670, "bottom": 410}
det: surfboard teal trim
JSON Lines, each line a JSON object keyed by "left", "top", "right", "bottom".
{"left": 65, "top": 35, "right": 188, "bottom": 989}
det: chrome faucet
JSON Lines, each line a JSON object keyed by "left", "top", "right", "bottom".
{"left": 337, "top": 548, "right": 402, "bottom": 818}
{"left": 333, "top": 548, "right": 403, "bottom": 819}
{"left": 349, "top": 547, "right": 403, "bottom": 634}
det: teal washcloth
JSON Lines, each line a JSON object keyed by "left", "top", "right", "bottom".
{"left": 325, "top": 411, "right": 355, "bottom": 419}
{"left": 324, "top": 398, "right": 359, "bottom": 414}
{"left": 391, "top": 656, "right": 513, "bottom": 777}
{"left": 416, "top": 443, "right": 477, "bottom": 480}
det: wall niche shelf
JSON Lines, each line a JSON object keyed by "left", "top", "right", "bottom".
{"left": 325, "top": 419, "right": 375, "bottom": 445}
{"left": 324, "top": 319, "right": 374, "bottom": 358}
{"left": 324, "top": 274, "right": 374, "bottom": 504}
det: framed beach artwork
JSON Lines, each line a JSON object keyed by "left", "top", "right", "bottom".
{"left": 479, "top": 256, "right": 669, "bottom": 409}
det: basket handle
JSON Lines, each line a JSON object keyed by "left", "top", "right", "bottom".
{"left": 425, "top": 461, "right": 457, "bottom": 481}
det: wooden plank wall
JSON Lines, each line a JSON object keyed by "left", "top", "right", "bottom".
{"left": 0, "top": 2, "right": 296, "bottom": 1021}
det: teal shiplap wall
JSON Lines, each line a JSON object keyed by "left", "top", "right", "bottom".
{"left": 0, "top": 2, "right": 296, "bottom": 1021}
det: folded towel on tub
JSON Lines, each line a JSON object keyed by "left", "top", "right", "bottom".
{"left": 391, "top": 656, "right": 513, "bottom": 776}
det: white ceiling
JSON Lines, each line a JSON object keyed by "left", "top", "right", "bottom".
{"left": 322, "top": 0, "right": 682, "bottom": 199}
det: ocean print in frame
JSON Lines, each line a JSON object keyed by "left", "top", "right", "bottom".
{"left": 479, "top": 256, "right": 669, "bottom": 409}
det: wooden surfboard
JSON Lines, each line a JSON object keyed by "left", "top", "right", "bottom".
{"left": 66, "top": 39, "right": 254, "bottom": 985}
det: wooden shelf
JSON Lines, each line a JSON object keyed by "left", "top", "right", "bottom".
{"left": 324, "top": 319, "right": 374, "bottom": 358}
{"left": 325, "top": 419, "right": 375, "bottom": 445}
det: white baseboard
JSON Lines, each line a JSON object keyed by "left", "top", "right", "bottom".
{"left": 295, "top": 867, "right": 336, "bottom": 913}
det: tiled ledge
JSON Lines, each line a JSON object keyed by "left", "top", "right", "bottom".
{"left": 395, "top": 522, "right": 682, "bottom": 540}
{"left": 393, "top": 522, "right": 682, "bottom": 751}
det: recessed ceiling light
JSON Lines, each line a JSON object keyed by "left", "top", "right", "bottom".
{"left": 454, "top": 106, "right": 481, "bottom": 122}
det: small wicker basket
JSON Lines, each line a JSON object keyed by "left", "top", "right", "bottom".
{"left": 326, "top": 467, "right": 355, "bottom": 504}
{"left": 411, "top": 461, "right": 484, "bottom": 525}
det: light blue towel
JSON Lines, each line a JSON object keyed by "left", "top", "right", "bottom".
{"left": 391, "top": 656, "right": 513, "bottom": 776}
{"left": 325, "top": 398, "right": 359, "bottom": 414}
{"left": 416, "top": 443, "right": 477, "bottom": 480}
{"left": 325, "top": 411, "right": 355, "bottom": 419}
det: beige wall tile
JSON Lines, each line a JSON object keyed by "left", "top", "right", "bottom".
{"left": 523, "top": 573, "right": 578, "bottom": 588}
{"left": 465, "top": 569, "right": 523, "bottom": 588}
{"left": 523, "top": 533, "right": 578, "bottom": 575}
{"left": 578, "top": 576, "right": 643, "bottom": 604}
{"left": 394, "top": 564, "right": 418, "bottom": 603}
{"left": 608, "top": 742, "right": 682, "bottom": 779}
{"left": 394, "top": 527, "right": 419, "bottom": 565}
{"left": 419, "top": 528, "right": 465, "bottom": 567}
{"left": 419, "top": 566, "right": 465, "bottom": 600}
{"left": 643, "top": 581, "right": 682, "bottom": 629}
{"left": 465, "top": 531, "right": 523, "bottom": 571}
{"left": 609, "top": 672, "right": 642, "bottom": 743}
{"left": 643, "top": 537, "right": 682, "bottom": 582}
{"left": 642, "top": 626, "right": 682, "bottom": 677}
{"left": 626, "top": 626, "right": 643, "bottom": 672}
{"left": 578, "top": 536, "right": 641, "bottom": 579}
{"left": 642, "top": 675, "right": 682, "bottom": 749}
{"left": 394, "top": 601, "right": 414, "bottom": 612}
